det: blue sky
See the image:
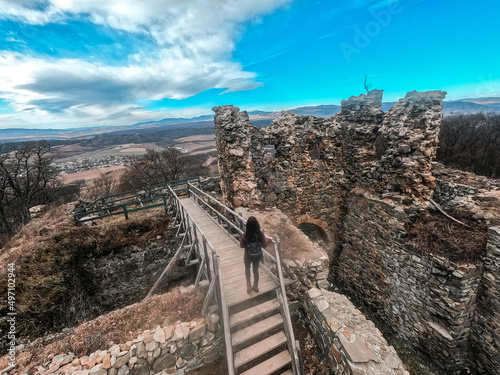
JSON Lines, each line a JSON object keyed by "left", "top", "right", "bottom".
{"left": 0, "top": 0, "right": 498, "bottom": 129}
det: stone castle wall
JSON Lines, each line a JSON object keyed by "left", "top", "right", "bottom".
{"left": 213, "top": 90, "right": 500, "bottom": 375}
{"left": 213, "top": 90, "right": 446, "bottom": 245}
{"left": 470, "top": 227, "right": 500, "bottom": 373}
{"left": 336, "top": 191, "right": 483, "bottom": 372}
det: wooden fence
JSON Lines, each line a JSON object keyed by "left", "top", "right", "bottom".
{"left": 73, "top": 175, "right": 220, "bottom": 223}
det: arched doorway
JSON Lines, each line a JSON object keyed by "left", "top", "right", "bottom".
{"left": 298, "top": 222, "right": 329, "bottom": 243}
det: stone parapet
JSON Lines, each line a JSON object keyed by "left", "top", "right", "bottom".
{"left": 336, "top": 191, "right": 483, "bottom": 373}
{"left": 304, "top": 288, "right": 408, "bottom": 375}
{"left": 470, "top": 227, "right": 500, "bottom": 374}
{"left": 4, "top": 315, "right": 222, "bottom": 375}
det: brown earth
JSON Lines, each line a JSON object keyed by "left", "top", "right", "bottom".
{"left": 0, "top": 286, "right": 205, "bottom": 374}
{"left": 60, "top": 166, "right": 127, "bottom": 185}
{"left": 236, "top": 207, "right": 329, "bottom": 263}
{"left": 174, "top": 135, "right": 215, "bottom": 143}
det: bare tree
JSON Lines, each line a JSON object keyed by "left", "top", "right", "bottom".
{"left": 85, "top": 172, "right": 118, "bottom": 200}
{"left": 120, "top": 148, "right": 209, "bottom": 191}
{"left": 363, "top": 73, "right": 373, "bottom": 93}
{"left": 438, "top": 112, "right": 500, "bottom": 178}
{"left": 0, "top": 141, "right": 63, "bottom": 237}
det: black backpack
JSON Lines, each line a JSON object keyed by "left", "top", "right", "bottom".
{"left": 246, "top": 241, "right": 262, "bottom": 258}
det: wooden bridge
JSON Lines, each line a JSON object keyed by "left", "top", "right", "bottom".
{"left": 147, "top": 182, "right": 304, "bottom": 375}
{"left": 73, "top": 175, "right": 220, "bottom": 223}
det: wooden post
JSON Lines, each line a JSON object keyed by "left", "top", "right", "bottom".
{"left": 123, "top": 205, "right": 129, "bottom": 220}
{"left": 202, "top": 236, "right": 211, "bottom": 282}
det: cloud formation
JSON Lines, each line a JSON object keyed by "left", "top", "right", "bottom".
{"left": 0, "top": 0, "right": 292, "bottom": 127}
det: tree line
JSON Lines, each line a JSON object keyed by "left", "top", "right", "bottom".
{"left": 438, "top": 112, "right": 500, "bottom": 178}
{"left": 85, "top": 148, "right": 209, "bottom": 200}
{"left": 0, "top": 142, "right": 80, "bottom": 242}
{"left": 0, "top": 143, "right": 208, "bottom": 245}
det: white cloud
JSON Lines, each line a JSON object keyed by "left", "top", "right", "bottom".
{"left": 0, "top": 0, "right": 293, "bottom": 128}
{"left": 0, "top": 51, "right": 261, "bottom": 127}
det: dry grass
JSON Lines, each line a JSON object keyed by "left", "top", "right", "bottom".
{"left": 1, "top": 205, "right": 170, "bottom": 278}
{"left": 60, "top": 166, "right": 127, "bottom": 185}
{"left": 0, "top": 204, "right": 76, "bottom": 276}
{"left": 0, "top": 286, "right": 205, "bottom": 373}
{"left": 406, "top": 211, "right": 488, "bottom": 263}
{"left": 0, "top": 205, "right": 173, "bottom": 342}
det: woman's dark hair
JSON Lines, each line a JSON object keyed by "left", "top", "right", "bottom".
{"left": 245, "top": 216, "right": 263, "bottom": 243}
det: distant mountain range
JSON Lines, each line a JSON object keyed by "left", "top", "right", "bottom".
{"left": 1, "top": 97, "right": 499, "bottom": 143}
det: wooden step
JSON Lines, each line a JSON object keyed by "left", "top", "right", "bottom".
{"left": 234, "top": 331, "right": 287, "bottom": 368}
{"left": 230, "top": 299, "right": 280, "bottom": 328}
{"left": 232, "top": 314, "right": 283, "bottom": 347}
{"left": 281, "top": 370, "right": 294, "bottom": 375}
{"left": 225, "top": 282, "right": 275, "bottom": 303}
{"left": 226, "top": 279, "right": 277, "bottom": 306}
{"left": 240, "top": 350, "right": 292, "bottom": 375}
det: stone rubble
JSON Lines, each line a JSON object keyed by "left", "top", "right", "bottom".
{"left": 305, "top": 288, "right": 409, "bottom": 375}
{"left": 2, "top": 316, "right": 222, "bottom": 375}
{"left": 213, "top": 89, "right": 500, "bottom": 374}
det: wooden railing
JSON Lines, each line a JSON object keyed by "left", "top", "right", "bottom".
{"left": 186, "top": 182, "right": 302, "bottom": 374}
{"left": 151, "top": 184, "right": 235, "bottom": 375}
{"left": 73, "top": 175, "right": 220, "bottom": 223}
{"left": 274, "top": 236, "right": 304, "bottom": 375}
{"left": 186, "top": 183, "right": 295, "bottom": 278}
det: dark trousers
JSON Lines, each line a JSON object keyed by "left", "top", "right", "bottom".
{"left": 244, "top": 253, "right": 261, "bottom": 285}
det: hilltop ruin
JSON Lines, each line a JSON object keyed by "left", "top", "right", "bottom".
{"left": 213, "top": 90, "right": 500, "bottom": 375}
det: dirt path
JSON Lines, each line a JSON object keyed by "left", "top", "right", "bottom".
{"left": 236, "top": 207, "right": 329, "bottom": 264}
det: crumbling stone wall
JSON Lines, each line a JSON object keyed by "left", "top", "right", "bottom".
{"left": 336, "top": 190, "right": 483, "bottom": 373}
{"left": 470, "top": 227, "right": 500, "bottom": 373}
{"left": 213, "top": 89, "right": 500, "bottom": 375}
{"left": 9, "top": 314, "right": 223, "bottom": 375}
{"left": 213, "top": 90, "right": 446, "bottom": 245}
{"left": 305, "top": 288, "right": 409, "bottom": 375}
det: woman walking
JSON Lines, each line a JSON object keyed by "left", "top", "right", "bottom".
{"left": 240, "top": 216, "right": 272, "bottom": 293}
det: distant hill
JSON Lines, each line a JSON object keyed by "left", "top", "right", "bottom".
{"left": 1, "top": 96, "right": 498, "bottom": 143}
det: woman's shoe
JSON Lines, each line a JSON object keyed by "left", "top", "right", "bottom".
{"left": 247, "top": 282, "right": 252, "bottom": 293}
{"left": 253, "top": 284, "right": 259, "bottom": 293}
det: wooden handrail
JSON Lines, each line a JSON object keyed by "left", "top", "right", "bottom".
{"left": 167, "top": 186, "right": 215, "bottom": 271}
{"left": 186, "top": 183, "right": 300, "bottom": 278}
{"left": 213, "top": 253, "right": 235, "bottom": 375}
{"left": 186, "top": 183, "right": 301, "bottom": 374}
{"left": 274, "top": 235, "right": 303, "bottom": 375}
{"left": 159, "top": 184, "right": 236, "bottom": 374}
{"left": 189, "top": 189, "right": 244, "bottom": 235}
{"left": 188, "top": 182, "right": 246, "bottom": 224}
{"left": 74, "top": 175, "right": 220, "bottom": 222}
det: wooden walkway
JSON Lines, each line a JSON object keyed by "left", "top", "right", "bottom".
{"left": 180, "top": 197, "right": 295, "bottom": 375}
{"left": 181, "top": 198, "right": 278, "bottom": 305}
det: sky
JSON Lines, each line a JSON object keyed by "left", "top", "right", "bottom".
{"left": 0, "top": 0, "right": 499, "bottom": 129}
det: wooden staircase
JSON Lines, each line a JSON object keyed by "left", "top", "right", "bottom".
{"left": 230, "top": 292, "right": 292, "bottom": 374}
{"left": 159, "top": 183, "right": 303, "bottom": 375}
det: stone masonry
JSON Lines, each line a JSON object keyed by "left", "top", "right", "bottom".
{"left": 336, "top": 190, "right": 484, "bottom": 373}
{"left": 213, "top": 89, "right": 500, "bottom": 374}
{"left": 214, "top": 90, "right": 446, "bottom": 245}
{"left": 5, "top": 314, "right": 222, "bottom": 375}
{"left": 305, "top": 288, "right": 408, "bottom": 375}
{"left": 470, "top": 227, "right": 500, "bottom": 373}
